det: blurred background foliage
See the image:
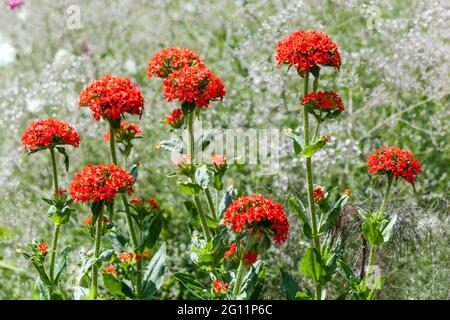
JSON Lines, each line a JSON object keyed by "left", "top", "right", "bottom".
{"left": 0, "top": 0, "right": 448, "bottom": 299}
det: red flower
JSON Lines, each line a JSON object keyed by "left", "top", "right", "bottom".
{"left": 212, "top": 280, "right": 229, "bottom": 293}
{"left": 243, "top": 250, "right": 258, "bottom": 265}
{"left": 104, "top": 265, "right": 117, "bottom": 275}
{"left": 211, "top": 154, "right": 226, "bottom": 166}
{"left": 224, "top": 242, "right": 237, "bottom": 259}
{"left": 165, "top": 108, "right": 184, "bottom": 127}
{"left": 118, "top": 252, "right": 141, "bottom": 264}
{"left": 174, "top": 155, "right": 190, "bottom": 166}
{"left": 69, "top": 164, "right": 134, "bottom": 203}
{"left": 367, "top": 146, "right": 421, "bottom": 184}
{"left": 21, "top": 118, "right": 80, "bottom": 151}
{"left": 276, "top": 30, "right": 341, "bottom": 74}
{"left": 37, "top": 242, "right": 48, "bottom": 254}
{"left": 162, "top": 65, "right": 226, "bottom": 109}
{"left": 148, "top": 198, "right": 158, "bottom": 209}
{"left": 223, "top": 195, "right": 289, "bottom": 245}
{"left": 129, "top": 197, "right": 143, "bottom": 204}
{"left": 313, "top": 187, "right": 325, "bottom": 201}
{"left": 104, "top": 121, "right": 142, "bottom": 142}
{"left": 147, "top": 47, "right": 205, "bottom": 79}
{"left": 79, "top": 75, "right": 144, "bottom": 121}
{"left": 302, "top": 91, "right": 344, "bottom": 116}
{"left": 82, "top": 215, "right": 110, "bottom": 225}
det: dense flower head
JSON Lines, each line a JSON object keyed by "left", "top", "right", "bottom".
{"left": 276, "top": 30, "right": 341, "bottom": 73}
{"left": 37, "top": 242, "right": 48, "bottom": 254}
{"left": 367, "top": 146, "right": 421, "bottom": 184}
{"left": 224, "top": 242, "right": 237, "bottom": 259}
{"left": 118, "top": 251, "right": 142, "bottom": 264}
{"left": 147, "top": 47, "right": 205, "bottom": 79}
{"left": 21, "top": 118, "right": 80, "bottom": 151}
{"left": 104, "top": 121, "right": 142, "bottom": 142}
{"left": 69, "top": 164, "right": 134, "bottom": 203}
{"left": 79, "top": 75, "right": 144, "bottom": 121}
{"left": 302, "top": 91, "right": 344, "bottom": 116}
{"left": 223, "top": 195, "right": 289, "bottom": 244}
{"left": 148, "top": 198, "right": 158, "bottom": 209}
{"left": 164, "top": 108, "right": 184, "bottom": 127}
{"left": 243, "top": 250, "right": 258, "bottom": 265}
{"left": 212, "top": 280, "right": 229, "bottom": 293}
{"left": 162, "top": 65, "right": 226, "bottom": 108}
{"left": 313, "top": 187, "right": 325, "bottom": 201}
{"left": 104, "top": 266, "right": 117, "bottom": 275}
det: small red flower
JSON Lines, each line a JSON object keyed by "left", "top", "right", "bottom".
{"left": 302, "top": 91, "right": 344, "bottom": 116}
{"left": 69, "top": 164, "right": 134, "bottom": 203}
{"left": 212, "top": 280, "right": 229, "bottom": 293}
{"left": 82, "top": 215, "right": 110, "bottom": 225}
{"left": 313, "top": 187, "right": 325, "bottom": 201}
{"left": 165, "top": 108, "right": 184, "bottom": 127}
{"left": 21, "top": 118, "right": 80, "bottom": 151}
{"left": 223, "top": 195, "right": 289, "bottom": 244}
{"left": 104, "top": 265, "right": 117, "bottom": 275}
{"left": 224, "top": 242, "right": 237, "bottom": 259}
{"left": 211, "top": 154, "right": 226, "bottom": 167}
{"left": 79, "top": 75, "right": 144, "bottom": 121}
{"left": 243, "top": 250, "right": 258, "bottom": 265}
{"left": 148, "top": 198, "right": 158, "bottom": 209}
{"left": 162, "top": 65, "right": 226, "bottom": 109}
{"left": 118, "top": 252, "right": 134, "bottom": 263}
{"left": 37, "top": 242, "right": 48, "bottom": 254}
{"left": 276, "top": 30, "right": 341, "bottom": 74}
{"left": 129, "top": 197, "right": 143, "bottom": 204}
{"left": 367, "top": 146, "right": 421, "bottom": 184}
{"left": 104, "top": 121, "right": 142, "bottom": 142}
{"left": 174, "top": 155, "right": 190, "bottom": 166}
{"left": 147, "top": 47, "right": 205, "bottom": 79}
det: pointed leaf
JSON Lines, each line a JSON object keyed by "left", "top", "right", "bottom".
{"left": 142, "top": 244, "right": 166, "bottom": 298}
{"left": 194, "top": 166, "right": 209, "bottom": 189}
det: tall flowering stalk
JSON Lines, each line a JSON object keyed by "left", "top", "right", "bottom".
{"left": 79, "top": 75, "right": 145, "bottom": 296}
{"left": 21, "top": 118, "right": 80, "bottom": 299}
{"left": 277, "top": 30, "right": 346, "bottom": 300}
{"left": 69, "top": 164, "right": 134, "bottom": 299}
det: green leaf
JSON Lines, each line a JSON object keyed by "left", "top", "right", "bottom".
{"left": 381, "top": 214, "right": 397, "bottom": 243}
{"left": 295, "top": 291, "right": 313, "bottom": 300}
{"left": 53, "top": 245, "right": 73, "bottom": 285}
{"left": 301, "top": 138, "right": 327, "bottom": 157}
{"left": 23, "top": 253, "right": 51, "bottom": 287}
{"left": 130, "top": 163, "right": 139, "bottom": 182}
{"left": 284, "top": 129, "right": 303, "bottom": 155}
{"left": 281, "top": 270, "right": 300, "bottom": 300}
{"left": 33, "top": 277, "right": 50, "bottom": 300}
{"left": 77, "top": 257, "right": 98, "bottom": 284}
{"left": 213, "top": 173, "right": 223, "bottom": 191}
{"left": 184, "top": 200, "right": 199, "bottom": 219}
{"left": 337, "top": 259, "right": 360, "bottom": 287}
{"left": 194, "top": 166, "right": 210, "bottom": 189}
{"left": 178, "top": 182, "right": 203, "bottom": 195}
{"left": 362, "top": 221, "right": 384, "bottom": 246}
{"left": 218, "top": 186, "right": 237, "bottom": 217}
{"left": 240, "top": 261, "right": 265, "bottom": 299}
{"left": 56, "top": 147, "right": 70, "bottom": 172}
{"left": 142, "top": 243, "right": 166, "bottom": 299}
{"left": 287, "top": 195, "right": 307, "bottom": 224}
{"left": 173, "top": 272, "right": 209, "bottom": 300}
{"left": 90, "top": 201, "right": 104, "bottom": 218}
{"left": 143, "top": 211, "right": 163, "bottom": 250}
{"left": 159, "top": 138, "right": 182, "bottom": 153}
{"left": 102, "top": 273, "right": 135, "bottom": 299}
{"left": 300, "top": 247, "right": 324, "bottom": 284}
{"left": 319, "top": 195, "right": 348, "bottom": 234}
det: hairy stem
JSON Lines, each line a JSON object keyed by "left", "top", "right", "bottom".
{"left": 48, "top": 147, "right": 60, "bottom": 289}
{"left": 232, "top": 232, "right": 254, "bottom": 296}
{"left": 91, "top": 210, "right": 103, "bottom": 300}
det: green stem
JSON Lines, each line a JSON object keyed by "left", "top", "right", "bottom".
{"left": 205, "top": 188, "right": 217, "bottom": 221}
{"left": 108, "top": 123, "right": 142, "bottom": 297}
{"left": 188, "top": 111, "right": 212, "bottom": 242}
{"left": 312, "top": 119, "right": 321, "bottom": 142}
{"left": 49, "top": 147, "right": 58, "bottom": 191}
{"left": 91, "top": 209, "right": 103, "bottom": 300}
{"left": 232, "top": 232, "right": 254, "bottom": 296}
{"left": 48, "top": 223, "right": 60, "bottom": 283}
{"left": 303, "top": 72, "right": 322, "bottom": 300}
{"left": 379, "top": 175, "right": 394, "bottom": 217}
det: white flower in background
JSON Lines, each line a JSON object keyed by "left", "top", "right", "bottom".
{"left": 25, "top": 98, "right": 44, "bottom": 113}
{"left": 124, "top": 58, "right": 137, "bottom": 74}
{"left": 53, "top": 49, "right": 72, "bottom": 65}
{"left": 0, "top": 42, "right": 16, "bottom": 66}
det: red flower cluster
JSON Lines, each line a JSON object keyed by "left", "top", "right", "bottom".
{"left": 164, "top": 108, "right": 183, "bottom": 127}
{"left": 69, "top": 164, "right": 134, "bottom": 203}
{"left": 224, "top": 242, "right": 237, "bottom": 259}
{"left": 212, "top": 280, "right": 229, "bottom": 293}
{"left": 148, "top": 198, "right": 158, "bottom": 209}
{"left": 313, "top": 187, "right": 325, "bottom": 201}
{"left": 367, "top": 146, "right": 421, "bottom": 184}
{"left": 302, "top": 91, "right": 344, "bottom": 113}
{"left": 223, "top": 195, "right": 289, "bottom": 244}
{"left": 21, "top": 118, "right": 80, "bottom": 151}
{"left": 103, "top": 121, "right": 142, "bottom": 141}
{"left": 129, "top": 197, "right": 143, "bottom": 204}
{"left": 243, "top": 250, "right": 258, "bottom": 265}
{"left": 162, "top": 65, "right": 226, "bottom": 108}
{"left": 276, "top": 30, "right": 341, "bottom": 73}
{"left": 147, "top": 47, "right": 205, "bottom": 79}
{"left": 104, "top": 266, "right": 117, "bottom": 275}
{"left": 118, "top": 251, "right": 145, "bottom": 264}
{"left": 37, "top": 242, "right": 48, "bottom": 254}
{"left": 79, "top": 75, "right": 144, "bottom": 121}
